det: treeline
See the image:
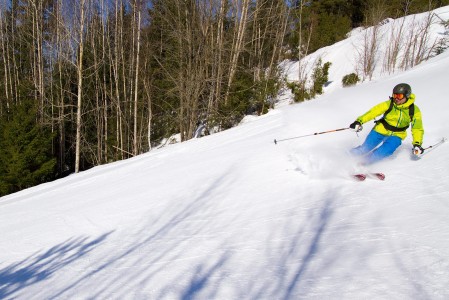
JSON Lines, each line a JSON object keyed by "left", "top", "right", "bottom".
{"left": 0, "top": 0, "right": 447, "bottom": 196}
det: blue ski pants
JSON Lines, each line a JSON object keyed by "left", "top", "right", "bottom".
{"left": 350, "top": 130, "right": 402, "bottom": 165}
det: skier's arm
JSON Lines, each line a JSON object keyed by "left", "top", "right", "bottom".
{"left": 411, "top": 106, "right": 424, "bottom": 146}
{"left": 356, "top": 101, "right": 390, "bottom": 124}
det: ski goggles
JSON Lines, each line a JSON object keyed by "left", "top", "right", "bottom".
{"left": 392, "top": 93, "right": 405, "bottom": 100}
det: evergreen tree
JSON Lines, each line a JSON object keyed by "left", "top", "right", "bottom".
{"left": 311, "top": 59, "right": 332, "bottom": 96}
{"left": 0, "top": 100, "right": 56, "bottom": 196}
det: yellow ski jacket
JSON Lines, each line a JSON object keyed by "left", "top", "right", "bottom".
{"left": 356, "top": 93, "right": 424, "bottom": 145}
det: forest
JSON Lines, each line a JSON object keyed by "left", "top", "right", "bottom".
{"left": 1, "top": 0, "right": 448, "bottom": 196}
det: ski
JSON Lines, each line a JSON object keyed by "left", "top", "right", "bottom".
{"left": 352, "top": 173, "right": 385, "bottom": 181}
{"left": 352, "top": 174, "right": 367, "bottom": 181}
{"left": 369, "top": 172, "right": 385, "bottom": 180}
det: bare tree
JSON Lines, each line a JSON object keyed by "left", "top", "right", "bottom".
{"left": 382, "top": 1, "right": 439, "bottom": 74}
{"left": 0, "top": 7, "right": 10, "bottom": 114}
{"left": 249, "top": 0, "right": 289, "bottom": 112}
{"left": 401, "top": 10, "right": 438, "bottom": 69}
{"left": 224, "top": 0, "right": 250, "bottom": 105}
{"left": 52, "top": 0, "right": 67, "bottom": 174}
{"left": 132, "top": 0, "right": 142, "bottom": 155}
{"left": 29, "top": 0, "right": 45, "bottom": 121}
{"left": 207, "top": 0, "right": 227, "bottom": 118}
{"left": 291, "top": 0, "right": 314, "bottom": 98}
{"left": 355, "top": 0, "right": 387, "bottom": 81}
{"left": 382, "top": 0, "right": 411, "bottom": 74}
{"left": 75, "top": 0, "right": 87, "bottom": 173}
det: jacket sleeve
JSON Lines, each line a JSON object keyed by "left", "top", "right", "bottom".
{"left": 356, "top": 101, "right": 390, "bottom": 124}
{"left": 411, "top": 106, "right": 424, "bottom": 145}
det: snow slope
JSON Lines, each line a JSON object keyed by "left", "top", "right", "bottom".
{"left": 1, "top": 7, "right": 449, "bottom": 300}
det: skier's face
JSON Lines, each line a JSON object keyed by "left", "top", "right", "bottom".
{"left": 393, "top": 93, "right": 407, "bottom": 104}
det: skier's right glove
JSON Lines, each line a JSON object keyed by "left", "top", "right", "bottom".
{"left": 349, "top": 121, "right": 362, "bottom": 132}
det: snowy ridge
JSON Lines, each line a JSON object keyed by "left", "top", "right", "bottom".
{"left": 1, "top": 7, "right": 449, "bottom": 300}
{"left": 282, "top": 6, "right": 449, "bottom": 93}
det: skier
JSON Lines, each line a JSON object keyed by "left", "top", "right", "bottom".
{"left": 349, "top": 83, "right": 424, "bottom": 165}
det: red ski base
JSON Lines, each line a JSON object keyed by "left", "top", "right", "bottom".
{"left": 352, "top": 174, "right": 367, "bottom": 181}
{"left": 352, "top": 173, "right": 385, "bottom": 181}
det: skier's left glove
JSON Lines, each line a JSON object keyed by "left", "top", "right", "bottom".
{"left": 413, "top": 144, "right": 424, "bottom": 155}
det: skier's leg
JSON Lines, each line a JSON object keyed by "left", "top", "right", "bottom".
{"left": 364, "top": 135, "right": 402, "bottom": 164}
{"left": 350, "top": 130, "right": 385, "bottom": 156}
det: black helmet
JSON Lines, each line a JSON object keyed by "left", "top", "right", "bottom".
{"left": 393, "top": 83, "right": 412, "bottom": 98}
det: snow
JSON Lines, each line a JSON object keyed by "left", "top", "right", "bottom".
{"left": 1, "top": 7, "right": 449, "bottom": 300}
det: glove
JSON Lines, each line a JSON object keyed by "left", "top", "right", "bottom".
{"left": 349, "top": 121, "right": 362, "bottom": 132}
{"left": 413, "top": 144, "right": 424, "bottom": 155}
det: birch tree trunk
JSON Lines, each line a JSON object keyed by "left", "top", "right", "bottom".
{"left": 208, "top": 0, "right": 226, "bottom": 116}
{"left": 133, "top": 0, "right": 142, "bottom": 155}
{"left": 224, "top": 0, "right": 250, "bottom": 105}
{"left": 30, "top": 0, "right": 45, "bottom": 121}
{"left": 75, "top": 0, "right": 86, "bottom": 173}
{"left": 0, "top": 9, "right": 10, "bottom": 114}
{"left": 144, "top": 75, "right": 152, "bottom": 150}
{"left": 100, "top": 0, "right": 109, "bottom": 162}
{"left": 112, "top": 0, "right": 124, "bottom": 160}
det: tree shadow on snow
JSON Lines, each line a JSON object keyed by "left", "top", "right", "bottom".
{"left": 245, "top": 191, "right": 355, "bottom": 299}
{"left": 0, "top": 232, "right": 112, "bottom": 299}
{"left": 46, "top": 168, "right": 239, "bottom": 299}
{"left": 282, "top": 197, "right": 334, "bottom": 299}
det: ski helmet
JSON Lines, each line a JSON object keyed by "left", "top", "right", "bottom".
{"left": 393, "top": 83, "right": 412, "bottom": 99}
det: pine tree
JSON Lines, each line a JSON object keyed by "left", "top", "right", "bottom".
{"left": 0, "top": 100, "right": 56, "bottom": 196}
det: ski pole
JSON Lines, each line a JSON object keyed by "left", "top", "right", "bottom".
{"left": 274, "top": 127, "right": 350, "bottom": 145}
{"left": 413, "top": 137, "right": 447, "bottom": 159}
{"left": 417, "top": 137, "right": 447, "bottom": 155}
